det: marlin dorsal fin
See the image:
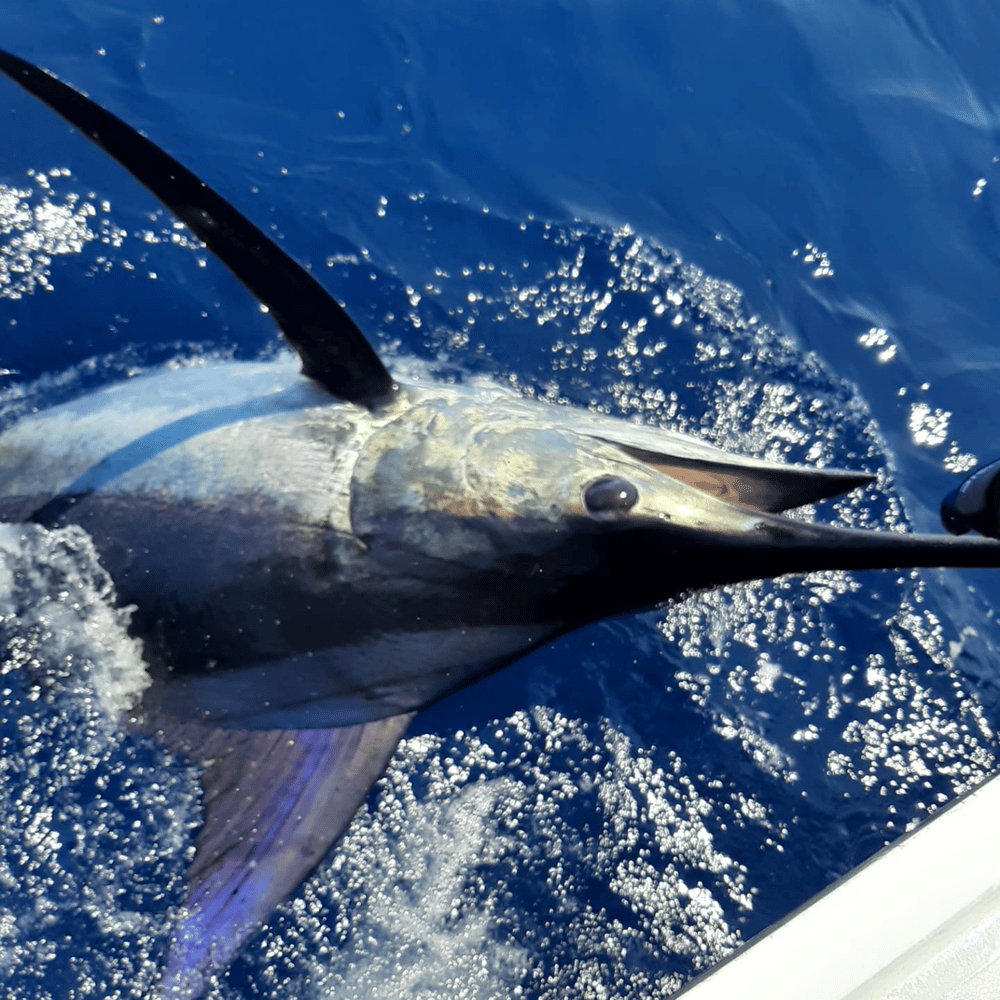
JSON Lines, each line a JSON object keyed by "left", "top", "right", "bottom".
{"left": 0, "top": 49, "right": 396, "bottom": 408}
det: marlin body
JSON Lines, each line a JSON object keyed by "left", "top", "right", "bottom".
{"left": 1, "top": 50, "right": 999, "bottom": 1000}
{"left": 0, "top": 355, "right": 902, "bottom": 733}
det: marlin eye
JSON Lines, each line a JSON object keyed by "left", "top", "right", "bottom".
{"left": 584, "top": 476, "right": 639, "bottom": 516}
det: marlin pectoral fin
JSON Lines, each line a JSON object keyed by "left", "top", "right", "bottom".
{"left": 942, "top": 457, "right": 1000, "bottom": 540}
{"left": 145, "top": 713, "right": 414, "bottom": 1000}
{"left": 0, "top": 49, "right": 395, "bottom": 409}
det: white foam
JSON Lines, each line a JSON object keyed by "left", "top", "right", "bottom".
{"left": 0, "top": 523, "right": 148, "bottom": 718}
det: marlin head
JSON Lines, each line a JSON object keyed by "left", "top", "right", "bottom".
{"left": 349, "top": 385, "right": 1000, "bottom": 667}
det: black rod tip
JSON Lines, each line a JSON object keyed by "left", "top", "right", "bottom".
{"left": 941, "top": 457, "right": 1000, "bottom": 540}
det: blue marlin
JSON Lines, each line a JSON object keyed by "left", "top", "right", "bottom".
{"left": 1, "top": 51, "right": 998, "bottom": 999}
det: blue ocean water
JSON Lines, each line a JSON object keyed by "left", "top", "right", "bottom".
{"left": 1, "top": 1, "right": 999, "bottom": 997}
